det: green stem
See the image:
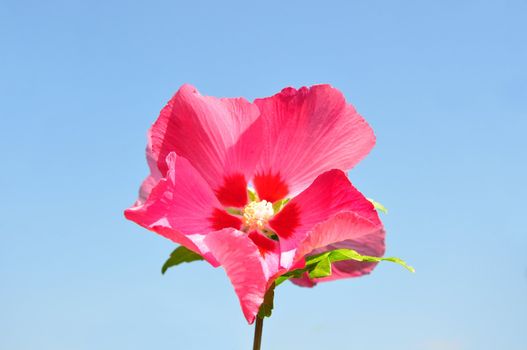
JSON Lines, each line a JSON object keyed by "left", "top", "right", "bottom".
{"left": 252, "top": 316, "right": 264, "bottom": 350}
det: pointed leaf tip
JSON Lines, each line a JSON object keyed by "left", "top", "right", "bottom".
{"left": 161, "top": 246, "right": 204, "bottom": 274}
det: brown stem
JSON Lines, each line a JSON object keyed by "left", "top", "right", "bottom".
{"left": 252, "top": 316, "right": 264, "bottom": 350}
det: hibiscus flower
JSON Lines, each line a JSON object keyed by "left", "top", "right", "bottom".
{"left": 124, "top": 84, "right": 388, "bottom": 324}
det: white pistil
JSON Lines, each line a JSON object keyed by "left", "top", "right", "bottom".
{"left": 242, "top": 200, "right": 274, "bottom": 230}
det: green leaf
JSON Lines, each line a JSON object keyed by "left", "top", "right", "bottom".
{"left": 367, "top": 198, "right": 388, "bottom": 214}
{"left": 275, "top": 269, "right": 305, "bottom": 286}
{"left": 275, "top": 248, "right": 414, "bottom": 285}
{"left": 308, "top": 255, "right": 332, "bottom": 278}
{"left": 257, "top": 283, "right": 276, "bottom": 318}
{"left": 161, "top": 246, "right": 204, "bottom": 274}
{"left": 311, "top": 248, "right": 415, "bottom": 273}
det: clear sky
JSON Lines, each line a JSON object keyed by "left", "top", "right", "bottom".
{"left": 1, "top": 0, "right": 526, "bottom": 349}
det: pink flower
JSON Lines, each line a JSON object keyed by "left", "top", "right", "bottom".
{"left": 124, "top": 84, "right": 385, "bottom": 323}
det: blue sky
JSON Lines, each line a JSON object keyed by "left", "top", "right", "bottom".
{"left": 1, "top": 0, "right": 526, "bottom": 349}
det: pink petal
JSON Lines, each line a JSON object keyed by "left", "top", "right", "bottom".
{"left": 247, "top": 231, "right": 281, "bottom": 280}
{"left": 253, "top": 85, "right": 375, "bottom": 200}
{"left": 124, "top": 152, "right": 240, "bottom": 266}
{"left": 269, "top": 169, "right": 383, "bottom": 269}
{"left": 136, "top": 175, "right": 160, "bottom": 206}
{"left": 289, "top": 273, "right": 316, "bottom": 288}
{"left": 135, "top": 147, "right": 164, "bottom": 205}
{"left": 295, "top": 211, "right": 384, "bottom": 262}
{"left": 147, "top": 84, "right": 263, "bottom": 207}
{"left": 292, "top": 213, "right": 385, "bottom": 286}
{"left": 315, "top": 233, "right": 385, "bottom": 283}
{"left": 204, "top": 229, "right": 279, "bottom": 324}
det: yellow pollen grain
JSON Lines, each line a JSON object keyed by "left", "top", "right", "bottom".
{"left": 242, "top": 200, "right": 274, "bottom": 231}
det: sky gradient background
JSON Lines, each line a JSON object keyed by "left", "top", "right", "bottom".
{"left": 1, "top": 1, "right": 526, "bottom": 349}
